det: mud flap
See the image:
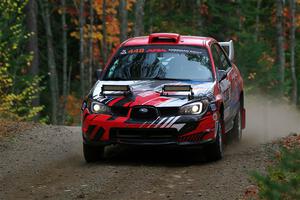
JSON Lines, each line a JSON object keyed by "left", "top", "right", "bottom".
{"left": 242, "top": 108, "right": 246, "bottom": 129}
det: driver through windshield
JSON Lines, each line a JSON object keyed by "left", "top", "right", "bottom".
{"left": 104, "top": 45, "right": 213, "bottom": 82}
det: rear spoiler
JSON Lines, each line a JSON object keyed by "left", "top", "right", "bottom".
{"left": 218, "top": 40, "right": 234, "bottom": 61}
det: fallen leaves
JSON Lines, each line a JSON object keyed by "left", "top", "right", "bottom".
{"left": 0, "top": 119, "right": 36, "bottom": 139}
{"left": 243, "top": 185, "right": 259, "bottom": 200}
{"left": 279, "top": 133, "right": 300, "bottom": 149}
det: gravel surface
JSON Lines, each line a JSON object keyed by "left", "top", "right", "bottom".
{"left": 0, "top": 125, "right": 269, "bottom": 200}
{"left": 2, "top": 96, "right": 299, "bottom": 200}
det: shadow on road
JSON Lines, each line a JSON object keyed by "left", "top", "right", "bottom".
{"left": 86, "top": 145, "right": 219, "bottom": 167}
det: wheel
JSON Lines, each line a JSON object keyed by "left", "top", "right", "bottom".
{"left": 204, "top": 122, "right": 224, "bottom": 161}
{"left": 83, "top": 143, "right": 105, "bottom": 163}
{"left": 231, "top": 108, "right": 242, "bottom": 142}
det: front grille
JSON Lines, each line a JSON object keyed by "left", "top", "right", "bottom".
{"left": 178, "top": 133, "right": 203, "bottom": 143}
{"left": 110, "top": 128, "right": 178, "bottom": 144}
{"left": 111, "top": 106, "right": 130, "bottom": 117}
{"left": 130, "top": 106, "right": 158, "bottom": 120}
{"left": 158, "top": 107, "right": 179, "bottom": 116}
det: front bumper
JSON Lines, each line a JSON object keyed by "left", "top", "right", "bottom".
{"left": 82, "top": 109, "right": 217, "bottom": 146}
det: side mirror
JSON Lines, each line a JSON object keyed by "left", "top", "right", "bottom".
{"left": 95, "top": 69, "right": 103, "bottom": 80}
{"left": 218, "top": 70, "right": 227, "bottom": 82}
{"left": 219, "top": 40, "right": 234, "bottom": 62}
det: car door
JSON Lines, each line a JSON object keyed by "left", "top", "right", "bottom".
{"left": 211, "top": 43, "right": 235, "bottom": 132}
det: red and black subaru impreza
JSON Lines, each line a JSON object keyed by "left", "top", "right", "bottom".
{"left": 81, "top": 33, "right": 245, "bottom": 162}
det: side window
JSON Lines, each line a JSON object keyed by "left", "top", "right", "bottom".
{"left": 214, "top": 44, "right": 231, "bottom": 71}
{"left": 211, "top": 45, "right": 222, "bottom": 69}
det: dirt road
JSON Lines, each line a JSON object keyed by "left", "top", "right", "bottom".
{"left": 1, "top": 96, "right": 299, "bottom": 200}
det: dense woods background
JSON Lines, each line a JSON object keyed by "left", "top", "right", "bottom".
{"left": 0, "top": 0, "right": 300, "bottom": 125}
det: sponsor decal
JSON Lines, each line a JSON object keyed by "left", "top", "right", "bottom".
{"left": 146, "top": 48, "right": 167, "bottom": 53}
{"left": 168, "top": 49, "right": 203, "bottom": 55}
{"left": 127, "top": 48, "right": 145, "bottom": 54}
{"left": 122, "top": 47, "right": 204, "bottom": 55}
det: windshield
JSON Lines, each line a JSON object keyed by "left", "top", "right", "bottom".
{"left": 103, "top": 45, "right": 213, "bottom": 82}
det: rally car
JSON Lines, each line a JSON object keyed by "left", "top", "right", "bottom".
{"left": 81, "top": 33, "right": 245, "bottom": 162}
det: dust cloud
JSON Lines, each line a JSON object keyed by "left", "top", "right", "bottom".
{"left": 242, "top": 95, "right": 300, "bottom": 145}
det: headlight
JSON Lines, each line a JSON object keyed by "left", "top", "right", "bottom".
{"left": 90, "top": 102, "right": 111, "bottom": 114}
{"left": 179, "top": 101, "right": 207, "bottom": 115}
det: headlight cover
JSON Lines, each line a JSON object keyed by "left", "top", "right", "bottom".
{"left": 90, "top": 101, "right": 111, "bottom": 114}
{"left": 179, "top": 101, "right": 208, "bottom": 115}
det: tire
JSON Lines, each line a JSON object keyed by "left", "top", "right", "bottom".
{"left": 83, "top": 143, "right": 105, "bottom": 163}
{"left": 231, "top": 108, "right": 242, "bottom": 142}
{"left": 204, "top": 122, "right": 224, "bottom": 161}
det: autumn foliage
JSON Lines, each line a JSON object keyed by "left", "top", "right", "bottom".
{"left": 0, "top": 0, "right": 43, "bottom": 121}
{"left": 69, "top": 0, "right": 135, "bottom": 67}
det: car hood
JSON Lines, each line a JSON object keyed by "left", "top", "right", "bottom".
{"left": 90, "top": 80, "right": 214, "bottom": 108}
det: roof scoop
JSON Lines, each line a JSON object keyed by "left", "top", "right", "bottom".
{"left": 148, "top": 33, "right": 180, "bottom": 43}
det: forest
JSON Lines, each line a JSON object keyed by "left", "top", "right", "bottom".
{"left": 0, "top": 0, "right": 299, "bottom": 125}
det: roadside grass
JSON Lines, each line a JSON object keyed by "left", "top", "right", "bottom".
{"left": 243, "top": 134, "right": 300, "bottom": 200}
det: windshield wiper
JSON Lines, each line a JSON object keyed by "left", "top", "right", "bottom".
{"left": 104, "top": 77, "right": 128, "bottom": 81}
{"left": 105, "top": 77, "right": 197, "bottom": 81}
{"left": 152, "top": 77, "right": 193, "bottom": 81}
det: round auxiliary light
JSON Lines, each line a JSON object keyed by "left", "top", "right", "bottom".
{"left": 93, "top": 104, "right": 101, "bottom": 112}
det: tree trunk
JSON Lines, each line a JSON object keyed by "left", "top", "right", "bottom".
{"left": 148, "top": 0, "right": 153, "bottom": 33}
{"left": 276, "top": 0, "right": 285, "bottom": 96}
{"left": 67, "top": 63, "right": 72, "bottom": 98}
{"left": 254, "top": 0, "right": 262, "bottom": 42}
{"left": 134, "top": 0, "right": 145, "bottom": 36}
{"left": 88, "top": 0, "right": 94, "bottom": 87}
{"left": 119, "top": 0, "right": 128, "bottom": 42}
{"left": 100, "top": 0, "right": 107, "bottom": 66}
{"left": 26, "top": 0, "right": 40, "bottom": 120}
{"left": 40, "top": 0, "right": 59, "bottom": 124}
{"left": 196, "top": 0, "right": 203, "bottom": 35}
{"left": 79, "top": 0, "right": 86, "bottom": 97}
{"left": 289, "top": 0, "right": 298, "bottom": 105}
{"left": 61, "top": 0, "right": 68, "bottom": 124}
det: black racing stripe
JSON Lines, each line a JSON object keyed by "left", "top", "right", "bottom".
{"left": 87, "top": 125, "right": 96, "bottom": 136}
{"left": 113, "top": 96, "right": 135, "bottom": 107}
{"left": 93, "top": 127, "right": 105, "bottom": 141}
